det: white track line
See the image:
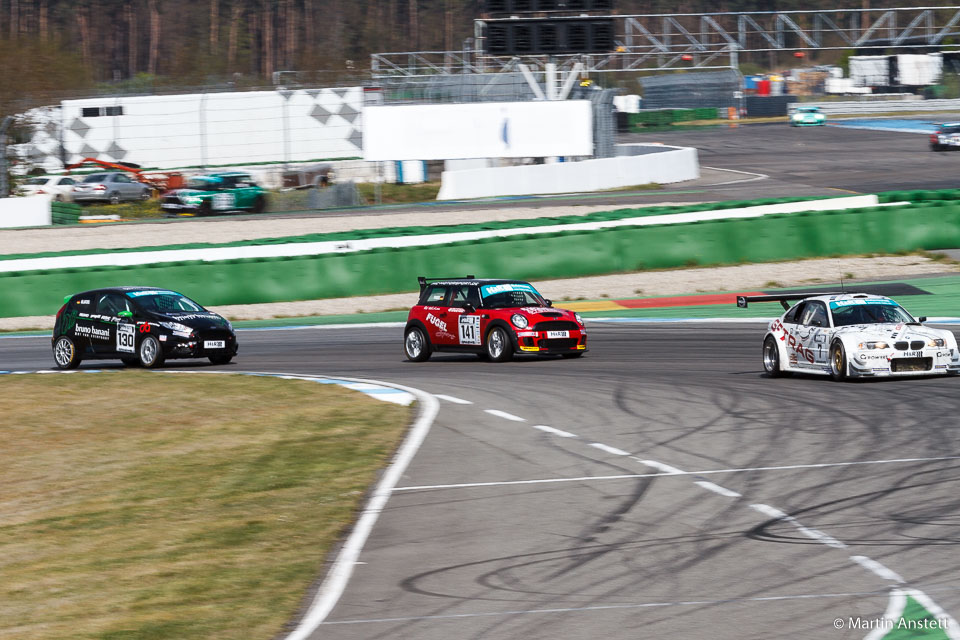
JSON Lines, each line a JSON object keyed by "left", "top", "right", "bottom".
{"left": 633, "top": 455, "right": 960, "bottom": 478}
{"left": 851, "top": 556, "right": 905, "bottom": 583}
{"left": 484, "top": 409, "right": 526, "bottom": 422}
{"left": 393, "top": 473, "right": 657, "bottom": 492}
{"left": 637, "top": 459, "right": 685, "bottom": 475}
{"left": 283, "top": 378, "right": 439, "bottom": 640}
{"left": 702, "top": 165, "right": 770, "bottom": 186}
{"left": 694, "top": 480, "right": 742, "bottom": 498}
{"left": 435, "top": 394, "right": 472, "bottom": 405}
{"left": 590, "top": 443, "right": 630, "bottom": 456}
{"left": 750, "top": 504, "right": 848, "bottom": 549}
{"left": 532, "top": 425, "right": 578, "bottom": 438}
{"left": 319, "top": 588, "right": 914, "bottom": 626}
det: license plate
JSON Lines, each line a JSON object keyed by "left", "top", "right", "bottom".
{"left": 547, "top": 331, "right": 569, "bottom": 339}
{"left": 204, "top": 340, "right": 226, "bottom": 349}
{"left": 901, "top": 351, "right": 922, "bottom": 358}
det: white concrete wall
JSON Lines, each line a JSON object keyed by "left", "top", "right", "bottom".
{"left": 437, "top": 146, "right": 699, "bottom": 200}
{"left": 58, "top": 88, "right": 363, "bottom": 170}
{"left": 363, "top": 101, "right": 593, "bottom": 161}
{"left": 0, "top": 195, "right": 51, "bottom": 228}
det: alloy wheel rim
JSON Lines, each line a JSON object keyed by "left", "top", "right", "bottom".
{"left": 55, "top": 339, "right": 72, "bottom": 366}
{"left": 833, "top": 348, "right": 842, "bottom": 374}
{"left": 490, "top": 330, "right": 504, "bottom": 357}
{"left": 406, "top": 331, "right": 422, "bottom": 357}
{"left": 763, "top": 341, "right": 777, "bottom": 372}
{"left": 141, "top": 338, "right": 156, "bottom": 364}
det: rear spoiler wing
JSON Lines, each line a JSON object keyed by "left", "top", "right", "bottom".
{"left": 417, "top": 275, "right": 475, "bottom": 293}
{"left": 736, "top": 292, "right": 846, "bottom": 310}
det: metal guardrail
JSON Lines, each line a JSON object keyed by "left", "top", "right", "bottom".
{"left": 793, "top": 98, "right": 960, "bottom": 116}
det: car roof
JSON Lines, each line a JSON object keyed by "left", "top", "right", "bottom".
{"left": 423, "top": 278, "right": 531, "bottom": 287}
{"left": 71, "top": 286, "right": 177, "bottom": 297}
{"left": 800, "top": 293, "right": 896, "bottom": 305}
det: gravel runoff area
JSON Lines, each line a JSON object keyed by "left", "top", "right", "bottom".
{"left": 3, "top": 255, "right": 956, "bottom": 331}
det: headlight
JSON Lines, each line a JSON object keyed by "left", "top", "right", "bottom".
{"left": 858, "top": 341, "right": 889, "bottom": 350}
{"left": 575, "top": 313, "right": 584, "bottom": 326}
{"left": 928, "top": 338, "right": 946, "bottom": 347}
{"left": 510, "top": 314, "right": 528, "bottom": 329}
{"left": 160, "top": 321, "right": 192, "bottom": 334}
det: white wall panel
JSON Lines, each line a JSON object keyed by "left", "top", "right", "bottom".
{"left": 363, "top": 101, "right": 593, "bottom": 161}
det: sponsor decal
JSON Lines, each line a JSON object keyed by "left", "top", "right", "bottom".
{"left": 547, "top": 331, "right": 570, "bottom": 339}
{"left": 520, "top": 307, "right": 554, "bottom": 314}
{"left": 166, "top": 313, "right": 218, "bottom": 321}
{"left": 138, "top": 323, "right": 151, "bottom": 333}
{"left": 480, "top": 283, "right": 538, "bottom": 298}
{"left": 517, "top": 331, "right": 538, "bottom": 337}
{"left": 159, "top": 335, "right": 167, "bottom": 342}
{"left": 936, "top": 365, "right": 948, "bottom": 369}
{"left": 74, "top": 324, "right": 110, "bottom": 341}
{"left": 458, "top": 315, "right": 481, "bottom": 346}
{"left": 829, "top": 299, "right": 899, "bottom": 309}
{"left": 204, "top": 340, "right": 226, "bottom": 349}
{"left": 426, "top": 313, "right": 448, "bottom": 333}
{"left": 77, "top": 299, "right": 90, "bottom": 305}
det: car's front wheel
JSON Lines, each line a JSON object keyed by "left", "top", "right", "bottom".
{"left": 485, "top": 326, "right": 514, "bottom": 362}
{"left": 404, "top": 327, "right": 432, "bottom": 362}
{"left": 53, "top": 336, "right": 81, "bottom": 369}
{"left": 763, "top": 336, "right": 784, "bottom": 377}
{"left": 251, "top": 195, "right": 267, "bottom": 213}
{"left": 830, "top": 341, "right": 848, "bottom": 381}
{"left": 138, "top": 335, "right": 165, "bottom": 368}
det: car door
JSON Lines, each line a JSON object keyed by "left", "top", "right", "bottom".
{"left": 91, "top": 292, "right": 136, "bottom": 356}
{"left": 450, "top": 285, "right": 483, "bottom": 348}
{"left": 419, "top": 284, "right": 458, "bottom": 346}
{"left": 112, "top": 174, "right": 136, "bottom": 200}
{"left": 797, "top": 301, "right": 830, "bottom": 368}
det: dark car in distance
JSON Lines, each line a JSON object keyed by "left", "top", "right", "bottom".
{"left": 52, "top": 287, "right": 238, "bottom": 369}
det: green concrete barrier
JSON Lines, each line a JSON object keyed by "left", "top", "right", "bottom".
{"left": 5, "top": 199, "right": 960, "bottom": 318}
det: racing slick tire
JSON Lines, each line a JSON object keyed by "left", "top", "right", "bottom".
{"left": 208, "top": 354, "right": 233, "bottom": 365}
{"left": 138, "top": 335, "right": 165, "bottom": 369}
{"left": 121, "top": 357, "right": 140, "bottom": 367}
{"left": 53, "top": 336, "right": 82, "bottom": 370}
{"left": 404, "top": 326, "right": 432, "bottom": 362}
{"left": 485, "top": 326, "right": 514, "bottom": 363}
{"left": 830, "top": 341, "right": 849, "bottom": 382}
{"left": 932, "top": 144, "right": 946, "bottom": 152}
{"left": 762, "top": 336, "right": 787, "bottom": 377}
{"left": 251, "top": 195, "right": 267, "bottom": 214}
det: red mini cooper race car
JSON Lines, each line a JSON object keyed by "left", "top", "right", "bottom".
{"left": 403, "top": 276, "right": 587, "bottom": 362}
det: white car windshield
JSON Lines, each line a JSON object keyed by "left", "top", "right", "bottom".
{"left": 831, "top": 302, "right": 914, "bottom": 326}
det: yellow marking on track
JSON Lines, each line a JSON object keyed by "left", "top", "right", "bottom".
{"left": 561, "top": 300, "right": 626, "bottom": 312}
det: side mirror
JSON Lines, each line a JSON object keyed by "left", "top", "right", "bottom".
{"left": 544, "top": 299, "right": 553, "bottom": 307}
{"left": 118, "top": 310, "right": 133, "bottom": 319}
{"left": 919, "top": 316, "right": 928, "bottom": 323}
{"left": 463, "top": 303, "right": 476, "bottom": 313}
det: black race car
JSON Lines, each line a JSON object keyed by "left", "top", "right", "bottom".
{"left": 52, "top": 287, "right": 238, "bottom": 369}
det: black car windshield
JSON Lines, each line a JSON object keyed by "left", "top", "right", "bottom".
{"left": 480, "top": 283, "right": 546, "bottom": 309}
{"left": 127, "top": 290, "right": 205, "bottom": 313}
{"left": 941, "top": 125, "right": 960, "bottom": 134}
{"left": 831, "top": 301, "right": 914, "bottom": 326}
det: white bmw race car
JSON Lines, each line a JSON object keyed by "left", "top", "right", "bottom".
{"left": 737, "top": 292, "right": 960, "bottom": 380}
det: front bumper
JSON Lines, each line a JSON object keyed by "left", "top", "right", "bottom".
{"left": 848, "top": 347, "right": 960, "bottom": 377}
{"left": 161, "top": 332, "right": 239, "bottom": 359}
{"left": 515, "top": 329, "right": 587, "bottom": 354}
{"left": 160, "top": 202, "right": 201, "bottom": 216}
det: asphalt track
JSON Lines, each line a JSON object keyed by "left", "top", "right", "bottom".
{"left": 5, "top": 322, "right": 960, "bottom": 639}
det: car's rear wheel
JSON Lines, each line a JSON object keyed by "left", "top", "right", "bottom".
{"left": 485, "top": 326, "right": 513, "bottom": 362}
{"left": 121, "top": 357, "right": 140, "bottom": 367}
{"left": 199, "top": 200, "right": 212, "bottom": 216}
{"left": 208, "top": 354, "right": 233, "bottom": 365}
{"left": 138, "top": 335, "right": 165, "bottom": 368}
{"left": 251, "top": 195, "right": 266, "bottom": 214}
{"left": 763, "top": 336, "right": 785, "bottom": 377}
{"left": 109, "top": 192, "right": 121, "bottom": 205}
{"left": 53, "top": 336, "right": 81, "bottom": 369}
{"left": 404, "top": 327, "right": 431, "bottom": 362}
{"left": 830, "top": 341, "right": 848, "bottom": 381}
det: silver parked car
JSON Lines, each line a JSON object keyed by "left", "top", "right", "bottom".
{"left": 72, "top": 172, "right": 152, "bottom": 204}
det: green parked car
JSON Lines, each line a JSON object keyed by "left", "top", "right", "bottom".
{"left": 160, "top": 172, "right": 268, "bottom": 216}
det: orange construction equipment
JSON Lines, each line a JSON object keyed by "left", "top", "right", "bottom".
{"left": 64, "top": 158, "right": 183, "bottom": 193}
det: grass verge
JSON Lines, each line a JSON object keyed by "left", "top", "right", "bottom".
{"left": 0, "top": 371, "right": 411, "bottom": 640}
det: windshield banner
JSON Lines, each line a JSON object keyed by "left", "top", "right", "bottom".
{"left": 829, "top": 299, "right": 899, "bottom": 309}
{"left": 480, "top": 283, "right": 538, "bottom": 298}
{"left": 127, "top": 290, "right": 179, "bottom": 298}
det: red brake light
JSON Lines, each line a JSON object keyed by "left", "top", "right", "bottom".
{"left": 94, "top": 185, "right": 106, "bottom": 191}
